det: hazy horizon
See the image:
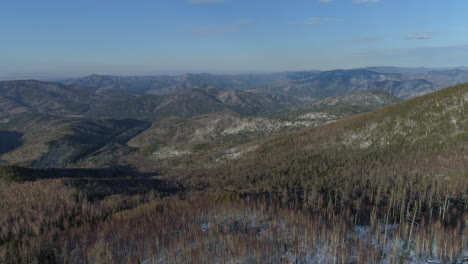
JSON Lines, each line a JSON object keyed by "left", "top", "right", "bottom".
{"left": 2, "top": 65, "right": 468, "bottom": 81}
{"left": 2, "top": 0, "right": 468, "bottom": 76}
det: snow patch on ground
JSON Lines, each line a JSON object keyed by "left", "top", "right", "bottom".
{"left": 152, "top": 147, "right": 191, "bottom": 159}
{"left": 342, "top": 122, "right": 378, "bottom": 149}
{"left": 217, "top": 145, "right": 259, "bottom": 161}
{"left": 298, "top": 112, "right": 335, "bottom": 120}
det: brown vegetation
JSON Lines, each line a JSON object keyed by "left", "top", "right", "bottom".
{"left": 1, "top": 194, "right": 465, "bottom": 263}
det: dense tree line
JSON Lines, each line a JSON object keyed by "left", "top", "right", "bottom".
{"left": 0, "top": 194, "right": 465, "bottom": 263}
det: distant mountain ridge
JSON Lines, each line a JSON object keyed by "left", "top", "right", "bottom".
{"left": 66, "top": 67, "right": 468, "bottom": 100}
{"left": 365, "top": 66, "right": 468, "bottom": 74}
{"left": 253, "top": 69, "right": 439, "bottom": 99}
{"left": 67, "top": 71, "right": 320, "bottom": 95}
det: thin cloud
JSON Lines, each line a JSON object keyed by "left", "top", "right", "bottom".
{"left": 405, "top": 32, "right": 432, "bottom": 40}
{"left": 304, "top": 17, "right": 343, "bottom": 25}
{"left": 319, "top": 0, "right": 334, "bottom": 3}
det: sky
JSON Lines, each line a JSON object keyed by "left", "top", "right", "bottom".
{"left": 1, "top": 0, "right": 468, "bottom": 77}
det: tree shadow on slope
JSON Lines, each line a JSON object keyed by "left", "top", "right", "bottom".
{"left": 0, "top": 131, "right": 22, "bottom": 155}
{"left": 0, "top": 165, "right": 184, "bottom": 198}
{"left": 67, "top": 177, "right": 184, "bottom": 200}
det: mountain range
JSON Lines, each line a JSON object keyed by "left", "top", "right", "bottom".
{"left": 66, "top": 71, "right": 319, "bottom": 95}
{"left": 251, "top": 69, "right": 438, "bottom": 100}
{"left": 0, "top": 80, "right": 301, "bottom": 122}
{"left": 1, "top": 66, "right": 467, "bottom": 169}
{"left": 0, "top": 81, "right": 400, "bottom": 167}
{"left": 64, "top": 67, "right": 468, "bottom": 100}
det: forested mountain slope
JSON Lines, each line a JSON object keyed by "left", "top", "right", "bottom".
{"left": 0, "top": 113, "right": 149, "bottom": 167}
{"left": 0, "top": 83, "right": 466, "bottom": 264}
{"left": 87, "top": 86, "right": 302, "bottom": 120}
{"left": 0, "top": 80, "right": 138, "bottom": 121}
{"left": 185, "top": 83, "right": 467, "bottom": 209}
{"left": 128, "top": 90, "right": 402, "bottom": 162}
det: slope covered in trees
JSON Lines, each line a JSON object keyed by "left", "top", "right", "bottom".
{"left": 91, "top": 86, "right": 302, "bottom": 119}
{"left": 192, "top": 83, "right": 467, "bottom": 204}
{"left": 0, "top": 113, "right": 150, "bottom": 167}
{"left": 124, "top": 90, "right": 401, "bottom": 166}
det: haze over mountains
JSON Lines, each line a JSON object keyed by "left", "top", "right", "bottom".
{"left": 65, "top": 72, "right": 317, "bottom": 95}
{"left": 65, "top": 67, "right": 468, "bottom": 100}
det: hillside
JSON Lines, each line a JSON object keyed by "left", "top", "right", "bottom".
{"left": 0, "top": 113, "right": 149, "bottom": 167}
{"left": 193, "top": 86, "right": 302, "bottom": 115}
{"left": 127, "top": 112, "right": 333, "bottom": 162}
{"left": 91, "top": 86, "right": 302, "bottom": 120}
{"left": 294, "top": 90, "right": 402, "bottom": 111}
{"left": 143, "top": 85, "right": 466, "bottom": 263}
{"left": 0, "top": 80, "right": 135, "bottom": 121}
{"left": 0, "top": 80, "right": 94, "bottom": 121}
{"left": 122, "top": 90, "right": 400, "bottom": 164}
{"left": 184, "top": 84, "right": 467, "bottom": 205}
{"left": 350, "top": 79, "right": 436, "bottom": 99}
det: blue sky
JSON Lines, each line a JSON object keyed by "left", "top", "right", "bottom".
{"left": 1, "top": 0, "right": 468, "bottom": 77}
